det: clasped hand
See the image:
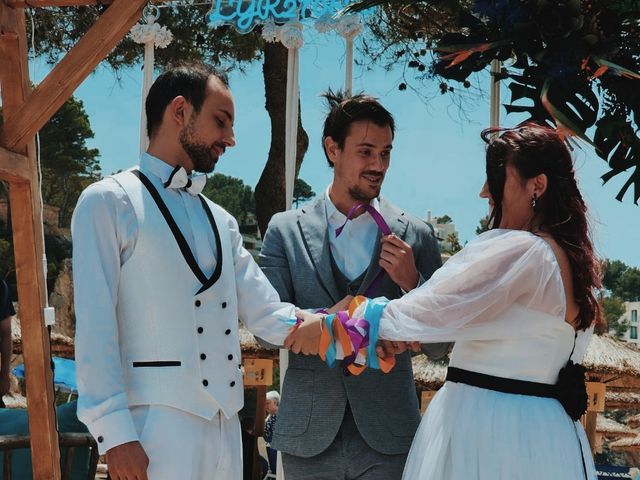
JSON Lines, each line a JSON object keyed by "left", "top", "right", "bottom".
{"left": 284, "top": 295, "right": 420, "bottom": 359}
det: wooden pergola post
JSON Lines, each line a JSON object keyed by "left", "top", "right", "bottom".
{"left": 0, "top": 0, "right": 147, "bottom": 477}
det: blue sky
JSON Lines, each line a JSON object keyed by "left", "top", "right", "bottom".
{"left": 31, "top": 30, "right": 640, "bottom": 267}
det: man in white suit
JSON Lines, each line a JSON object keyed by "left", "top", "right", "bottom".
{"left": 72, "top": 63, "right": 296, "bottom": 480}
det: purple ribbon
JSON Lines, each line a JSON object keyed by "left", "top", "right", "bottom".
{"left": 336, "top": 311, "right": 371, "bottom": 369}
{"left": 335, "top": 203, "right": 392, "bottom": 296}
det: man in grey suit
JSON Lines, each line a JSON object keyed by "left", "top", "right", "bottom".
{"left": 259, "top": 91, "right": 447, "bottom": 479}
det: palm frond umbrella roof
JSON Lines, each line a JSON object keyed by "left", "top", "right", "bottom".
{"left": 582, "top": 334, "right": 640, "bottom": 377}
{"left": 627, "top": 414, "right": 640, "bottom": 429}
{"left": 238, "top": 325, "right": 279, "bottom": 359}
{"left": 411, "top": 355, "right": 447, "bottom": 390}
{"left": 609, "top": 435, "right": 640, "bottom": 451}
{"left": 11, "top": 319, "right": 74, "bottom": 359}
{"left": 606, "top": 391, "right": 640, "bottom": 409}
{"left": 597, "top": 414, "right": 637, "bottom": 437}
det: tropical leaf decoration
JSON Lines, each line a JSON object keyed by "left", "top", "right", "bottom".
{"left": 346, "top": 0, "right": 640, "bottom": 204}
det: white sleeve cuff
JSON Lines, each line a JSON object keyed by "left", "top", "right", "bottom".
{"left": 85, "top": 408, "right": 139, "bottom": 455}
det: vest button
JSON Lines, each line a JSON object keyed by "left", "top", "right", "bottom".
{"left": 195, "top": 300, "right": 201, "bottom": 307}
{"left": 97, "top": 436, "right": 104, "bottom": 443}
{"left": 202, "top": 379, "right": 209, "bottom": 386}
{"left": 200, "top": 353, "right": 206, "bottom": 360}
{"left": 222, "top": 302, "right": 227, "bottom": 308}
{"left": 227, "top": 354, "right": 233, "bottom": 360}
{"left": 225, "top": 329, "right": 231, "bottom": 335}
{"left": 230, "top": 381, "right": 236, "bottom": 387}
{"left": 197, "top": 327, "right": 204, "bottom": 334}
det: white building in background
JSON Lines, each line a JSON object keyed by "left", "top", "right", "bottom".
{"left": 619, "top": 301, "right": 640, "bottom": 348}
{"left": 424, "top": 211, "right": 459, "bottom": 253}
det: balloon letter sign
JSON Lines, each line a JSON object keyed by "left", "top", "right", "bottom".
{"left": 207, "top": 0, "right": 356, "bottom": 33}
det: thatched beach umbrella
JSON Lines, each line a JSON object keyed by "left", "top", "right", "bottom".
{"left": 238, "top": 325, "right": 279, "bottom": 360}
{"left": 597, "top": 414, "right": 636, "bottom": 437}
{"left": 606, "top": 391, "right": 640, "bottom": 410}
{"left": 411, "top": 355, "right": 447, "bottom": 391}
{"left": 583, "top": 334, "right": 640, "bottom": 381}
{"left": 11, "top": 319, "right": 74, "bottom": 360}
{"left": 595, "top": 414, "right": 637, "bottom": 453}
{"left": 609, "top": 434, "right": 640, "bottom": 452}
{"left": 627, "top": 414, "right": 640, "bottom": 429}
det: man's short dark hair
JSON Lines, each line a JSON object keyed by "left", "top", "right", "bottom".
{"left": 321, "top": 89, "right": 395, "bottom": 167}
{"left": 146, "top": 62, "right": 229, "bottom": 138}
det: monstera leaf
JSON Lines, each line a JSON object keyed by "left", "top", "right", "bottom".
{"left": 434, "top": 35, "right": 509, "bottom": 81}
{"left": 594, "top": 115, "right": 640, "bottom": 204}
{"left": 504, "top": 68, "right": 551, "bottom": 121}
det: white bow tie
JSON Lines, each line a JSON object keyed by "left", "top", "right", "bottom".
{"left": 164, "top": 166, "right": 207, "bottom": 196}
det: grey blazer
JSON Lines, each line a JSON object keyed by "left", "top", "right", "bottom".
{"left": 259, "top": 195, "right": 446, "bottom": 457}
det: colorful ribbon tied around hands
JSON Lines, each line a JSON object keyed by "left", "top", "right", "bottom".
{"left": 318, "top": 296, "right": 393, "bottom": 375}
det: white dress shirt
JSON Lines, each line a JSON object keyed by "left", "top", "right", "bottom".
{"left": 324, "top": 186, "right": 381, "bottom": 281}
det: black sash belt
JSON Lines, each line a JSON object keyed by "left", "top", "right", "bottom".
{"left": 446, "top": 367, "right": 558, "bottom": 399}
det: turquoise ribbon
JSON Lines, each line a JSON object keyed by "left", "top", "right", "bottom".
{"left": 323, "top": 313, "right": 338, "bottom": 367}
{"left": 363, "top": 297, "right": 389, "bottom": 370}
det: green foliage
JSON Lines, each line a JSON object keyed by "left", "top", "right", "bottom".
{"left": 293, "top": 178, "right": 316, "bottom": 208}
{"left": 602, "top": 259, "right": 640, "bottom": 301}
{"left": 476, "top": 215, "right": 490, "bottom": 234}
{"left": 349, "top": 0, "right": 640, "bottom": 203}
{"left": 39, "top": 96, "right": 101, "bottom": 227}
{"left": 616, "top": 268, "right": 640, "bottom": 302}
{"left": 434, "top": 214, "right": 452, "bottom": 224}
{"left": 603, "top": 259, "right": 629, "bottom": 292}
{"left": 603, "top": 296, "right": 629, "bottom": 338}
{"left": 444, "top": 232, "right": 462, "bottom": 254}
{"left": 28, "top": 5, "right": 263, "bottom": 71}
{"left": 202, "top": 173, "right": 255, "bottom": 224}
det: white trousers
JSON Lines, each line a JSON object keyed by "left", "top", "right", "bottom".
{"left": 130, "top": 405, "right": 242, "bottom": 480}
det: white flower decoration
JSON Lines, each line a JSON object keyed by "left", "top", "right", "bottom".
{"left": 280, "top": 22, "right": 304, "bottom": 49}
{"left": 336, "top": 14, "right": 362, "bottom": 39}
{"left": 130, "top": 22, "right": 174, "bottom": 48}
{"left": 261, "top": 18, "right": 281, "bottom": 43}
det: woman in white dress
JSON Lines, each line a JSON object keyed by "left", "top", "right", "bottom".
{"left": 289, "top": 123, "right": 602, "bottom": 479}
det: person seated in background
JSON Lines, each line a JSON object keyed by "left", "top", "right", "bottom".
{"left": 0, "top": 279, "right": 15, "bottom": 409}
{"left": 263, "top": 390, "right": 279, "bottom": 474}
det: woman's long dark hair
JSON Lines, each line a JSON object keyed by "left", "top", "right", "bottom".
{"left": 481, "top": 123, "right": 602, "bottom": 330}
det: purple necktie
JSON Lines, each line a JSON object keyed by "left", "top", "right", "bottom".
{"left": 335, "top": 203, "right": 392, "bottom": 296}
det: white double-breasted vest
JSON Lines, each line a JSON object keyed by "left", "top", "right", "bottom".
{"left": 113, "top": 169, "right": 244, "bottom": 420}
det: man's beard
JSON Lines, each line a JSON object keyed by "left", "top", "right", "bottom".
{"left": 348, "top": 184, "right": 380, "bottom": 202}
{"left": 179, "top": 121, "right": 221, "bottom": 173}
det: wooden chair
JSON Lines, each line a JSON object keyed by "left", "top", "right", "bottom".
{"left": 0, "top": 432, "right": 98, "bottom": 480}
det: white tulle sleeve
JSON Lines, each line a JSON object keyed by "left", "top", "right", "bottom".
{"left": 379, "top": 230, "right": 566, "bottom": 343}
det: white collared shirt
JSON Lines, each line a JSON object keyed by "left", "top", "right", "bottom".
{"left": 324, "top": 186, "right": 380, "bottom": 281}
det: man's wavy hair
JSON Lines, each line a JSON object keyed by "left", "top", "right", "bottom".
{"left": 481, "top": 122, "right": 602, "bottom": 331}
{"left": 321, "top": 89, "right": 395, "bottom": 167}
{"left": 146, "top": 62, "right": 229, "bottom": 139}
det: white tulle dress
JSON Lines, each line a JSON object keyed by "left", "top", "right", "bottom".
{"left": 378, "top": 229, "right": 596, "bottom": 480}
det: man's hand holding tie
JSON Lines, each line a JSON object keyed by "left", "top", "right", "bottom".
{"left": 379, "top": 234, "right": 419, "bottom": 292}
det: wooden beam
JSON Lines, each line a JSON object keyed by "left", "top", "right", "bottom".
{"left": 0, "top": 0, "right": 147, "bottom": 151}
{"left": 6, "top": 0, "right": 111, "bottom": 5}
{"left": 0, "top": 4, "right": 61, "bottom": 480}
{"left": 0, "top": 146, "right": 30, "bottom": 182}
{"left": 5, "top": 0, "right": 171, "bottom": 7}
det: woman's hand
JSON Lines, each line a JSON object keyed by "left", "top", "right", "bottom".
{"left": 284, "top": 310, "right": 323, "bottom": 355}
